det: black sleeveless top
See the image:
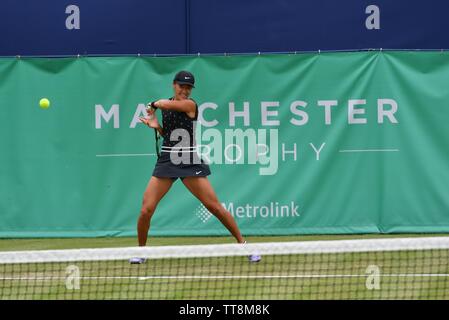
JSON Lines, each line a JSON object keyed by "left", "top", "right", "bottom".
{"left": 152, "top": 97, "right": 211, "bottom": 178}
{"left": 161, "top": 98, "right": 198, "bottom": 149}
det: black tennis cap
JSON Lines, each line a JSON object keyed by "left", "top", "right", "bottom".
{"left": 174, "top": 70, "right": 195, "bottom": 88}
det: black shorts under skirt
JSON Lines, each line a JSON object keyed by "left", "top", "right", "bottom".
{"left": 152, "top": 152, "right": 211, "bottom": 180}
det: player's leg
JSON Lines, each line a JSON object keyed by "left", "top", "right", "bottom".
{"left": 182, "top": 176, "right": 245, "bottom": 243}
{"left": 137, "top": 176, "right": 174, "bottom": 246}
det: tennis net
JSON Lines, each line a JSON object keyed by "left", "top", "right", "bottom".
{"left": 1, "top": 236, "right": 448, "bottom": 300}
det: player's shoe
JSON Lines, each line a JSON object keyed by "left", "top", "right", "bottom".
{"left": 243, "top": 241, "right": 262, "bottom": 263}
{"left": 248, "top": 254, "right": 262, "bottom": 263}
{"left": 129, "top": 257, "right": 147, "bottom": 264}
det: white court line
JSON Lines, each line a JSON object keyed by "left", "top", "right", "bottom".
{"left": 96, "top": 153, "right": 156, "bottom": 157}
{"left": 2, "top": 274, "right": 449, "bottom": 281}
{"left": 136, "top": 274, "right": 449, "bottom": 280}
{"left": 339, "top": 149, "right": 400, "bottom": 153}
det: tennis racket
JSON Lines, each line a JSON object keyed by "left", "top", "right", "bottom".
{"left": 154, "top": 128, "right": 161, "bottom": 158}
{"left": 146, "top": 104, "right": 161, "bottom": 158}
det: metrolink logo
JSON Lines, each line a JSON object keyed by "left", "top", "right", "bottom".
{"left": 195, "top": 202, "right": 300, "bottom": 223}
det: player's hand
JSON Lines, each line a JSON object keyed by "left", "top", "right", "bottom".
{"left": 139, "top": 116, "right": 159, "bottom": 129}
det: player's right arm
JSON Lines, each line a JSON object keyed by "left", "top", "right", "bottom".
{"left": 153, "top": 99, "right": 196, "bottom": 115}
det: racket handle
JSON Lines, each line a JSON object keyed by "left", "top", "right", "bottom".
{"left": 146, "top": 104, "right": 156, "bottom": 119}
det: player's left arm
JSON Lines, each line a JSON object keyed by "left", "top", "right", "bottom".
{"left": 154, "top": 99, "right": 196, "bottom": 114}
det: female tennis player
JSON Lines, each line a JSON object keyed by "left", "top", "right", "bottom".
{"left": 130, "top": 71, "right": 260, "bottom": 264}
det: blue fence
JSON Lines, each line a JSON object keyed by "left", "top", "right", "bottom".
{"left": 1, "top": 0, "right": 448, "bottom": 56}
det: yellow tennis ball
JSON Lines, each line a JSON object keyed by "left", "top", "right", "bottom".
{"left": 39, "top": 98, "right": 50, "bottom": 109}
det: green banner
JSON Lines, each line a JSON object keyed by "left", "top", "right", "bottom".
{"left": 1, "top": 51, "right": 449, "bottom": 238}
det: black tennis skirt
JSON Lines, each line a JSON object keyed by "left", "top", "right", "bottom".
{"left": 152, "top": 151, "right": 211, "bottom": 180}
